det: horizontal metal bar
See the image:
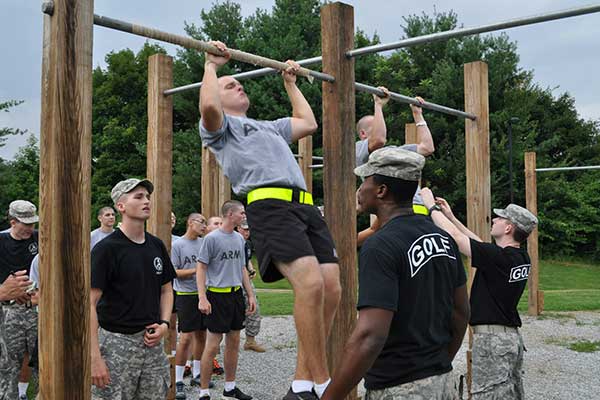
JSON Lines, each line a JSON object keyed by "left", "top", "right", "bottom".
{"left": 355, "top": 83, "right": 476, "bottom": 120}
{"left": 347, "top": 4, "right": 600, "bottom": 58}
{"left": 293, "top": 154, "right": 324, "bottom": 160}
{"left": 164, "top": 56, "right": 324, "bottom": 96}
{"left": 535, "top": 165, "right": 600, "bottom": 172}
{"left": 85, "top": 13, "right": 334, "bottom": 84}
{"left": 309, "top": 164, "right": 323, "bottom": 169}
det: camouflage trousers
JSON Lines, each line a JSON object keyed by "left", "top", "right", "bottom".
{"left": 243, "top": 283, "right": 261, "bottom": 337}
{"left": 365, "top": 371, "right": 461, "bottom": 400}
{"left": 92, "top": 328, "right": 170, "bottom": 400}
{"left": 471, "top": 328, "right": 524, "bottom": 400}
{"left": 0, "top": 304, "right": 38, "bottom": 400}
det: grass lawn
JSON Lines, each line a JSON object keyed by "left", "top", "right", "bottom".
{"left": 257, "top": 259, "right": 600, "bottom": 316}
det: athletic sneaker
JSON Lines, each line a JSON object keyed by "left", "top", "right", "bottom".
{"left": 19, "top": 395, "right": 28, "bottom": 400}
{"left": 175, "top": 381, "right": 186, "bottom": 400}
{"left": 191, "top": 374, "right": 215, "bottom": 388}
{"left": 212, "top": 358, "right": 224, "bottom": 375}
{"left": 282, "top": 388, "right": 318, "bottom": 400}
{"left": 222, "top": 387, "right": 252, "bottom": 400}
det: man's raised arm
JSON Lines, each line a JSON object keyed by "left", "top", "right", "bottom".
{"left": 200, "top": 41, "right": 230, "bottom": 132}
{"left": 283, "top": 60, "right": 318, "bottom": 142}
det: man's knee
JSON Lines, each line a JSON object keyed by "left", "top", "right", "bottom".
{"left": 321, "top": 264, "right": 342, "bottom": 304}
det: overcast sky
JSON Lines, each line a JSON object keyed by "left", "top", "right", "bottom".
{"left": 1, "top": 0, "right": 599, "bottom": 160}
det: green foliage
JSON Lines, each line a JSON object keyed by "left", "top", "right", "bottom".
{"left": 0, "top": 100, "right": 27, "bottom": 149}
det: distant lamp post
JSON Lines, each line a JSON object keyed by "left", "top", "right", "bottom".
{"left": 507, "top": 117, "right": 520, "bottom": 204}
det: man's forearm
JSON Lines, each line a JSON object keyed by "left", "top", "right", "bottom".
{"left": 241, "top": 268, "right": 254, "bottom": 298}
{"left": 285, "top": 81, "right": 316, "bottom": 125}
{"left": 159, "top": 284, "right": 173, "bottom": 322}
{"left": 448, "top": 311, "right": 468, "bottom": 361}
{"left": 369, "top": 103, "right": 387, "bottom": 150}
{"left": 196, "top": 263, "right": 208, "bottom": 298}
{"left": 90, "top": 304, "right": 102, "bottom": 357}
{"left": 200, "top": 62, "right": 223, "bottom": 126}
{"left": 448, "top": 215, "right": 482, "bottom": 242}
{"left": 175, "top": 269, "right": 196, "bottom": 280}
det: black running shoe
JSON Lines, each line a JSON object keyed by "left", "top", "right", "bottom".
{"left": 175, "top": 381, "right": 186, "bottom": 400}
{"left": 282, "top": 387, "right": 318, "bottom": 400}
{"left": 222, "top": 387, "right": 252, "bottom": 400}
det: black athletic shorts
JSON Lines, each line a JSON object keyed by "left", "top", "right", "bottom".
{"left": 176, "top": 294, "right": 206, "bottom": 333}
{"left": 205, "top": 289, "right": 246, "bottom": 334}
{"left": 246, "top": 198, "right": 338, "bottom": 283}
{"left": 172, "top": 290, "right": 177, "bottom": 313}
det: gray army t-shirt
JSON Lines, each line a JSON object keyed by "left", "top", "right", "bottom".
{"left": 198, "top": 229, "right": 246, "bottom": 288}
{"left": 171, "top": 237, "right": 203, "bottom": 293}
{"left": 200, "top": 114, "right": 307, "bottom": 195}
{"left": 356, "top": 141, "right": 423, "bottom": 205}
{"left": 90, "top": 228, "right": 114, "bottom": 250}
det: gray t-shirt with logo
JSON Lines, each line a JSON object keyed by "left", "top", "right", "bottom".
{"left": 171, "top": 237, "right": 203, "bottom": 293}
{"left": 90, "top": 228, "right": 114, "bottom": 250}
{"left": 200, "top": 114, "right": 306, "bottom": 195}
{"left": 198, "top": 229, "right": 246, "bottom": 288}
{"left": 356, "top": 141, "right": 423, "bottom": 205}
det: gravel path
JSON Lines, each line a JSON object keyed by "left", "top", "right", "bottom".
{"left": 182, "top": 311, "right": 600, "bottom": 399}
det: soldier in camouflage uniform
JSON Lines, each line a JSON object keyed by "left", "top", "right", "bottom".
{"left": 322, "top": 148, "right": 470, "bottom": 400}
{"left": 422, "top": 191, "right": 538, "bottom": 400}
{"left": 91, "top": 179, "right": 176, "bottom": 400}
{"left": 0, "top": 200, "right": 40, "bottom": 400}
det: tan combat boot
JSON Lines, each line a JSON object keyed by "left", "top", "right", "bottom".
{"left": 244, "top": 336, "right": 266, "bottom": 352}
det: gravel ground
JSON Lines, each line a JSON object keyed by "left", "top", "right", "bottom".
{"left": 182, "top": 311, "right": 600, "bottom": 399}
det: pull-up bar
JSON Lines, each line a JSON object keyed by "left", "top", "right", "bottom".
{"left": 41, "top": 2, "right": 334, "bottom": 84}
{"left": 347, "top": 4, "right": 600, "bottom": 58}
{"left": 535, "top": 165, "right": 600, "bottom": 172}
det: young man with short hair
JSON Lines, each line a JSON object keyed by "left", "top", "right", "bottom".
{"left": 91, "top": 206, "right": 116, "bottom": 250}
{"left": 322, "top": 148, "right": 469, "bottom": 400}
{"left": 200, "top": 40, "right": 341, "bottom": 399}
{"left": 206, "top": 216, "right": 222, "bottom": 234}
{"left": 90, "top": 178, "right": 176, "bottom": 399}
{"left": 0, "top": 200, "right": 39, "bottom": 400}
{"left": 196, "top": 200, "right": 256, "bottom": 400}
{"left": 172, "top": 213, "right": 214, "bottom": 399}
{"left": 421, "top": 189, "right": 538, "bottom": 399}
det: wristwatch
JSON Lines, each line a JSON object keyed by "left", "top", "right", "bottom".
{"left": 428, "top": 204, "right": 442, "bottom": 214}
{"left": 159, "top": 319, "right": 170, "bottom": 329}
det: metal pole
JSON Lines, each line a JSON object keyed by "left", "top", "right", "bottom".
{"left": 57, "top": 10, "right": 336, "bottom": 83}
{"left": 355, "top": 83, "right": 476, "bottom": 120}
{"left": 164, "top": 56, "right": 323, "bottom": 96}
{"left": 507, "top": 117, "right": 519, "bottom": 203}
{"left": 535, "top": 165, "right": 600, "bottom": 172}
{"left": 309, "top": 164, "right": 324, "bottom": 169}
{"left": 347, "top": 4, "right": 600, "bottom": 58}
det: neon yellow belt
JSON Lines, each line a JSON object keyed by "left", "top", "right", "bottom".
{"left": 176, "top": 291, "right": 198, "bottom": 295}
{"left": 413, "top": 204, "right": 429, "bottom": 215}
{"left": 247, "top": 187, "right": 313, "bottom": 205}
{"left": 207, "top": 286, "right": 241, "bottom": 293}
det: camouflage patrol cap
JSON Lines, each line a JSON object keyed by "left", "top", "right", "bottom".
{"left": 111, "top": 178, "right": 154, "bottom": 205}
{"left": 8, "top": 200, "right": 39, "bottom": 224}
{"left": 493, "top": 204, "right": 538, "bottom": 233}
{"left": 354, "top": 146, "right": 425, "bottom": 181}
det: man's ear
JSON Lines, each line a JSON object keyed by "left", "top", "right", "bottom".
{"left": 376, "top": 183, "right": 388, "bottom": 199}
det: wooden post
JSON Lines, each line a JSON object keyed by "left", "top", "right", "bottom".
{"left": 404, "top": 123, "right": 417, "bottom": 145}
{"left": 201, "top": 147, "right": 221, "bottom": 217}
{"left": 464, "top": 61, "right": 491, "bottom": 399}
{"left": 146, "top": 53, "right": 175, "bottom": 399}
{"left": 321, "top": 3, "right": 357, "bottom": 399}
{"left": 38, "top": 0, "right": 93, "bottom": 398}
{"left": 298, "top": 136, "right": 313, "bottom": 193}
{"left": 218, "top": 172, "right": 231, "bottom": 209}
{"left": 525, "top": 152, "right": 541, "bottom": 315}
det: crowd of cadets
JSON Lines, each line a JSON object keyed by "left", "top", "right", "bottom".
{"left": 0, "top": 40, "right": 539, "bottom": 400}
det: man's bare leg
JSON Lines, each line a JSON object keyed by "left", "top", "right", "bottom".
{"left": 223, "top": 330, "right": 241, "bottom": 383}
{"left": 200, "top": 332, "right": 222, "bottom": 390}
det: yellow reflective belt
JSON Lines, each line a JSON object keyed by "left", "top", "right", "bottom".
{"left": 176, "top": 291, "right": 198, "bottom": 296}
{"left": 247, "top": 187, "right": 313, "bottom": 205}
{"left": 413, "top": 204, "right": 429, "bottom": 215}
{"left": 207, "top": 286, "right": 241, "bottom": 293}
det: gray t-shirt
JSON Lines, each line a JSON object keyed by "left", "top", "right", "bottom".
{"left": 356, "top": 141, "right": 423, "bottom": 205}
{"left": 200, "top": 114, "right": 307, "bottom": 195}
{"left": 171, "top": 237, "right": 203, "bottom": 293}
{"left": 198, "top": 229, "right": 246, "bottom": 288}
{"left": 30, "top": 254, "right": 39, "bottom": 285}
{"left": 90, "top": 228, "right": 114, "bottom": 250}
{"left": 171, "top": 234, "right": 180, "bottom": 247}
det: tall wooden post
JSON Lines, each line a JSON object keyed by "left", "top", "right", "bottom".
{"left": 218, "top": 172, "right": 231, "bottom": 209}
{"left": 201, "top": 147, "right": 221, "bottom": 217}
{"left": 464, "top": 61, "right": 491, "bottom": 399}
{"left": 404, "top": 123, "right": 417, "bottom": 145}
{"left": 525, "top": 152, "right": 541, "bottom": 315}
{"left": 146, "top": 53, "right": 176, "bottom": 399}
{"left": 321, "top": 3, "right": 357, "bottom": 399}
{"left": 38, "top": 0, "right": 93, "bottom": 398}
{"left": 298, "top": 136, "right": 313, "bottom": 193}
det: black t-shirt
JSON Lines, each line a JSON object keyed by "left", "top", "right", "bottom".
{"left": 0, "top": 231, "right": 38, "bottom": 284}
{"left": 91, "top": 229, "right": 176, "bottom": 334}
{"left": 469, "top": 239, "right": 531, "bottom": 327}
{"left": 244, "top": 240, "right": 253, "bottom": 268}
{"left": 358, "top": 214, "right": 467, "bottom": 390}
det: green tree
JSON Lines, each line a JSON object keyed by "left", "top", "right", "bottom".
{"left": 0, "top": 100, "right": 27, "bottom": 150}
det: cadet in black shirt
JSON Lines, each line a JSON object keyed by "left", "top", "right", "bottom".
{"left": 421, "top": 189, "right": 538, "bottom": 400}
{"left": 90, "top": 178, "right": 176, "bottom": 400}
{"left": 322, "top": 147, "right": 469, "bottom": 400}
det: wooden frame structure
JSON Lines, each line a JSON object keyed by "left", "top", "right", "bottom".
{"left": 38, "top": 1, "right": 600, "bottom": 398}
